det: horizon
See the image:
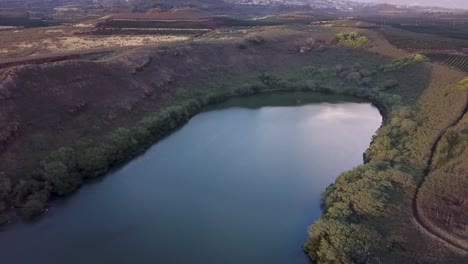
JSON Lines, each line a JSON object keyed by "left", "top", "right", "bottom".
{"left": 351, "top": 0, "right": 468, "bottom": 10}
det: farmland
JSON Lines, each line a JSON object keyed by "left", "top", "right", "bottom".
{"left": 419, "top": 51, "right": 468, "bottom": 72}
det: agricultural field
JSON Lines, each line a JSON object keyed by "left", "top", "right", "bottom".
{"left": 379, "top": 27, "right": 468, "bottom": 50}
{"left": 420, "top": 51, "right": 468, "bottom": 72}
{"left": 359, "top": 16, "right": 468, "bottom": 51}
{"left": 0, "top": 24, "right": 193, "bottom": 60}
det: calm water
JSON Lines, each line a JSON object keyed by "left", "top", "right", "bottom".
{"left": 0, "top": 92, "right": 381, "bottom": 264}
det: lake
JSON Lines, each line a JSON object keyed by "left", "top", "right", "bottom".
{"left": 0, "top": 92, "right": 382, "bottom": 264}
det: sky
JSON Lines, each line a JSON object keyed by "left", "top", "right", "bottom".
{"left": 352, "top": 0, "right": 468, "bottom": 10}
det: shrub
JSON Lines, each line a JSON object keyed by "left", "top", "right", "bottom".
{"left": 0, "top": 175, "right": 11, "bottom": 211}
{"left": 457, "top": 77, "right": 468, "bottom": 91}
{"left": 76, "top": 146, "right": 110, "bottom": 178}
{"left": 305, "top": 162, "right": 415, "bottom": 263}
{"left": 258, "top": 73, "right": 282, "bottom": 89}
{"left": 336, "top": 32, "right": 368, "bottom": 48}
{"left": 306, "top": 219, "right": 382, "bottom": 264}
{"left": 383, "top": 79, "right": 399, "bottom": 89}
{"left": 245, "top": 35, "right": 265, "bottom": 45}
{"left": 41, "top": 161, "right": 81, "bottom": 196}
{"left": 236, "top": 43, "right": 247, "bottom": 50}
{"left": 359, "top": 77, "right": 372, "bottom": 86}
{"left": 346, "top": 72, "right": 362, "bottom": 82}
{"left": 20, "top": 191, "right": 49, "bottom": 219}
{"left": 380, "top": 54, "right": 427, "bottom": 72}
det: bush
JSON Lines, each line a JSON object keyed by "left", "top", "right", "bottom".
{"left": 0, "top": 175, "right": 11, "bottom": 212}
{"left": 380, "top": 54, "right": 427, "bottom": 72}
{"left": 306, "top": 219, "right": 382, "bottom": 264}
{"left": 346, "top": 72, "right": 362, "bottom": 82}
{"left": 42, "top": 161, "right": 81, "bottom": 196}
{"left": 20, "top": 191, "right": 49, "bottom": 219}
{"left": 383, "top": 79, "right": 399, "bottom": 89}
{"left": 236, "top": 43, "right": 247, "bottom": 50}
{"left": 258, "top": 73, "right": 282, "bottom": 89}
{"left": 457, "top": 77, "right": 468, "bottom": 91}
{"left": 245, "top": 35, "right": 265, "bottom": 45}
{"left": 305, "top": 162, "right": 415, "bottom": 264}
{"left": 76, "top": 146, "right": 110, "bottom": 178}
{"left": 336, "top": 32, "right": 368, "bottom": 48}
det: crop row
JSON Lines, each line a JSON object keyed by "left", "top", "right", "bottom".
{"left": 421, "top": 52, "right": 468, "bottom": 72}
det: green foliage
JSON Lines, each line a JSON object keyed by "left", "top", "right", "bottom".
{"left": 306, "top": 219, "right": 382, "bottom": 264}
{"left": 300, "top": 66, "right": 332, "bottom": 81}
{"left": 457, "top": 77, "right": 468, "bottom": 91}
{"left": 236, "top": 43, "right": 247, "bottom": 50}
{"left": 76, "top": 146, "right": 110, "bottom": 178}
{"left": 20, "top": 191, "right": 49, "bottom": 219}
{"left": 365, "top": 108, "right": 418, "bottom": 163}
{"left": 41, "top": 161, "right": 80, "bottom": 196}
{"left": 245, "top": 35, "right": 265, "bottom": 46}
{"left": 258, "top": 73, "right": 282, "bottom": 89}
{"left": 323, "top": 162, "right": 412, "bottom": 220}
{"left": 305, "top": 162, "right": 414, "bottom": 263}
{"left": 0, "top": 174, "right": 11, "bottom": 212}
{"left": 380, "top": 54, "right": 427, "bottom": 72}
{"left": 336, "top": 32, "right": 368, "bottom": 48}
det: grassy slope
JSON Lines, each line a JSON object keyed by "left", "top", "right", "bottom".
{"left": 0, "top": 23, "right": 467, "bottom": 263}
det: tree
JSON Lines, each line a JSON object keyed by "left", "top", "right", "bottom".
{"left": 306, "top": 219, "right": 383, "bottom": 264}
{"left": 42, "top": 161, "right": 81, "bottom": 196}
{"left": 0, "top": 173, "right": 12, "bottom": 211}
{"left": 21, "top": 191, "right": 49, "bottom": 219}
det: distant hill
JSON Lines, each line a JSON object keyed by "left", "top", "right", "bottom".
{"left": 353, "top": 0, "right": 468, "bottom": 10}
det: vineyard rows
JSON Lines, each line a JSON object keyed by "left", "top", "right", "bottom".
{"left": 420, "top": 51, "right": 468, "bottom": 72}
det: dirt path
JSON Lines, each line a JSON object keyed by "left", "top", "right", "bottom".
{"left": 412, "top": 93, "right": 468, "bottom": 255}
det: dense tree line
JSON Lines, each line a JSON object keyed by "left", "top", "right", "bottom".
{"left": 305, "top": 162, "right": 415, "bottom": 264}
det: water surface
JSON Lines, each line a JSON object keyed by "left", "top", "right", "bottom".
{"left": 0, "top": 92, "right": 381, "bottom": 264}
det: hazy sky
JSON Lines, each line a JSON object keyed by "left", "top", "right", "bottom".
{"left": 353, "top": 0, "right": 468, "bottom": 9}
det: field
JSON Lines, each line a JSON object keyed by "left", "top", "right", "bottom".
{"left": 419, "top": 51, "right": 468, "bottom": 72}
{"left": 358, "top": 16, "right": 468, "bottom": 72}
{"left": 359, "top": 16, "right": 468, "bottom": 51}
{"left": 0, "top": 25, "right": 193, "bottom": 60}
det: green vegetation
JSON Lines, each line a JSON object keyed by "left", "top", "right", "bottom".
{"left": 245, "top": 35, "right": 266, "bottom": 46}
{"left": 335, "top": 32, "right": 368, "bottom": 48}
{"left": 379, "top": 54, "right": 427, "bottom": 72}
{"left": 458, "top": 78, "right": 468, "bottom": 91}
{"left": 306, "top": 162, "right": 415, "bottom": 264}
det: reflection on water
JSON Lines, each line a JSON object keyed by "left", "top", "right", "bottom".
{"left": 0, "top": 92, "right": 382, "bottom": 264}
